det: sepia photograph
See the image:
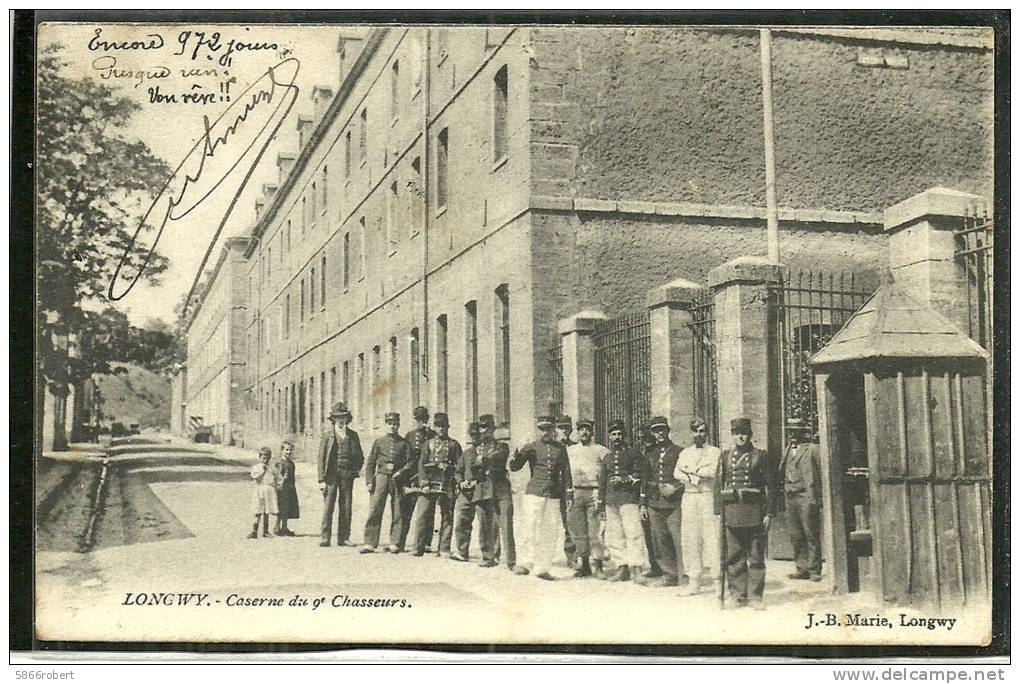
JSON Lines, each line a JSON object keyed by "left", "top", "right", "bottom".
{"left": 19, "top": 11, "right": 1006, "bottom": 655}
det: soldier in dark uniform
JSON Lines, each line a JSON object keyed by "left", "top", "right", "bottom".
{"left": 360, "top": 413, "right": 413, "bottom": 554}
{"left": 450, "top": 421, "right": 481, "bottom": 562}
{"left": 555, "top": 414, "right": 578, "bottom": 568}
{"left": 779, "top": 425, "right": 822, "bottom": 581}
{"left": 318, "top": 402, "right": 364, "bottom": 547}
{"left": 463, "top": 414, "right": 516, "bottom": 569}
{"left": 409, "top": 412, "right": 460, "bottom": 557}
{"left": 637, "top": 421, "right": 663, "bottom": 578}
{"left": 597, "top": 419, "right": 648, "bottom": 582}
{"left": 713, "top": 417, "right": 777, "bottom": 609}
{"left": 510, "top": 415, "right": 573, "bottom": 580}
{"left": 395, "top": 406, "right": 436, "bottom": 553}
{"left": 637, "top": 416, "right": 685, "bottom": 587}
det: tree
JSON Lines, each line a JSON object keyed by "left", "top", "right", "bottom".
{"left": 37, "top": 44, "right": 173, "bottom": 448}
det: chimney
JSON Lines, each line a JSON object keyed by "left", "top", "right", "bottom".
{"left": 276, "top": 151, "right": 297, "bottom": 184}
{"left": 313, "top": 86, "right": 334, "bottom": 121}
{"left": 262, "top": 183, "right": 278, "bottom": 200}
{"left": 337, "top": 33, "right": 365, "bottom": 87}
{"left": 297, "top": 114, "right": 314, "bottom": 149}
{"left": 254, "top": 198, "right": 266, "bottom": 222}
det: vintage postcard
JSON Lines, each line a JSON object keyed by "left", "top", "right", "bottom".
{"left": 29, "top": 15, "right": 1002, "bottom": 651}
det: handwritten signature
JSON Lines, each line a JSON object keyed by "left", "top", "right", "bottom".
{"left": 107, "top": 58, "right": 300, "bottom": 301}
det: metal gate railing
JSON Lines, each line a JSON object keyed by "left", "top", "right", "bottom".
{"left": 955, "top": 207, "right": 993, "bottom": 354}
{"left": 688, "top": 289, "right": 719, "bottom": 446}
{"left": 593, "top": 311, "right": 651, "bottom": 444}
{"left": 772, "top": 270, "right": 873, "bottom": 447}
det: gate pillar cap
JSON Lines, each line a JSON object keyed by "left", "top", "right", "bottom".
{"left": 646, "top": 277, "right": 703, "bottom": 309}
{"left": 707, "top": 257, "right": 786, "bottom": 289}
{"left": 558, "top": 310, "right": 609, "bottom": 335}
{"left": 884, "top": 187, "right": 984, "bottom": 234}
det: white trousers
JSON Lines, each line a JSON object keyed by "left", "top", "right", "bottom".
{"left": 522, "top": 494, "right": 562, "bottom": 575}
{"left": 604, "top": 503, "right": 647, "bottom": 568}
{"left": 681, "top": 492, "right": 720, "bottom": 581}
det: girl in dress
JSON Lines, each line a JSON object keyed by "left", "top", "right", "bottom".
{"left": 274, "top": 441, "right": 300, "bottom": 536}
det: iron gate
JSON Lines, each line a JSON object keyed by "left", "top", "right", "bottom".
{"left": 688, "top": 289, "right": 719, "bottom": 446}
{"left": 955, "top": 207, "right": 993, "bottom": 353}
{"left": 593, "top": 311, "right": 651, "bottom": 444}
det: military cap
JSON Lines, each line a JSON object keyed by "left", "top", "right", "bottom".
{"left": 384, "top": 412, "right": 401, "bottom": 424}
{"left": 329, "top": 401, "right": 352, "bottom": 418}
{"left": 607, "top": 419, "right": 627, "bottom": 434}
{"left": 649, "top": 416, "right": 670, "bottom": 430}
{"left": 555, "top": 414, "right": 574, "bottom": 428}
{"left": 730, "top": 417, "right": 753, "bottom": 434}
{"left": 536, "top": 414, "right": 556, "bottom": 428}
{"left": 478, "top": 414, "right": 496, "bottom": 429}
{"left": 467, "top": 421, "right": 481, "bottom": 436}
{"left": 576, "top": 418, "right": 595, "bottom": 430}
{"left": 413, "top": 406, "right": 430, "bottom": 422}
{"left": 690, "top": 417, "right": 708, "bottom": 431}
{"left": 433, "top": 412, "right": 450, "bottom": 428}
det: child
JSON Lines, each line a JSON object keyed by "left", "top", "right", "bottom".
{"left": 249, "top": 447, "right": 279, "bottom": 538}
{"left": 274, "top": 441, "right": 300, "bottom": 536}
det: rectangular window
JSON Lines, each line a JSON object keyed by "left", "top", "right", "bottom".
{"left": 311, "top": 182, "right": 317, "bottom": 223}
{"left": 410, "top": 156, "right": 422, "bottom": 237}
{"left": 322, "top": 166, "right": 328, "bottom": 208}
{"left": 359, "top": 108, "right": 367, "bottom": 161}
{"left": 496, "top": 285, "right": 511, "bottom": 425}
{"left": 465, "top": 300, "right": 479, "bottom": 421}
{"left": 342, "top": 360, "right": 351, "bottom": 405}
{"left": 285, "top": 294, "right": 291, "bottom": 338}
{"left": 391, "top": 60, "right": 400, "bottom": 119}
{"left": 372, "top": 345, "right": 382, "bottom": 427}
{"left": 309, "top": 376, "right": 315, "bottom": 432}
{"left": 409, "top": 327, "right": 420, "bottom": 409}
{"left": 493, "top": 65, "right": 508, "bottom": 163}
{"left": 388, "top": 336, "right": 398, "bottom": 411}
{"left": 320, "top": 255, "right": 327, "bottom": 308}
{"left": 301, "top": 197, "right": 307, "bottom": 235}
{"left": 286, "top": 220, "right": 292, "bottom": 253}
{"left": 267, "top": 247, "right": 272, "bottom": 277}
{"left": 436, "top": 128, "right": 448, "bottom": 209}
{"left": 330, "top": 366, "right": 337, "bottom": 407}
{"left": 319, "top": 371, "right": 326, "bottom": 428}
{"left": 436, "top": 314, "right": 448, "bottom": 412}
{"left": 298, "top": 380, "right": 306, "bottom": 433}
{"left": 344, "top": 131, "right": 352, "bottom": 177}
{"left": 342, "top": 232, "right": 351, "bottom": 289}
{"left": 356, "top": 353, "right": 365, "bottom": 424}
{"left": 300, "top": 278, "right": 306, "bottom": 323}
{"left": 387, "top": 181, "right": 397, "bottom": 250}
{"left": 359, "top": 216, "right": 367, "bottom": 278}
{"left": 310, "top": 266, "right": 316, "bottom": 314}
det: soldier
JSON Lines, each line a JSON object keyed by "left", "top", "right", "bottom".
{"left": 637, "top": 421, "right": 664, "bottom": 579}
{"left": 674, "top": 417, "right": 721, "bottom": 595}
{"left": 510, "top": 414, "right": 573, "bottom": 580}
{"left": 396, "top": 406, "right": 436, "bottom": 553}
{"left": 637, "top": 416, "right": 685, "bottom": 588}
{"left": 317, "top": 402, "right": 364, "bottom": 547}
{"left": 555, "top": 414, "right": 578, "bottom": 568}
{"left": 713, "top": 417, "right": 777, "bottom": 609}
{"left": 566, "top": 418, "right": 608, "bottom": 578}
{"left": 408, "top": 412, "right": 461, "bottom": 557}
{"left": 779, "top": 425, "right": 822, "bottom": 582}
{"left": 360, "top": 413, "right": 413, "bottom": 554}
{"left": 597, "top": 420, "right": 648, "bottom": 582}
{"left": 463, "top": 414, "right": 516, "bottom": 570}
{"left": 450, "top": 421, "right": 481, "bottom": 562}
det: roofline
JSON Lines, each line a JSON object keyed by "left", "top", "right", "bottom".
{"left": 244, "top": 27, "right": 389, "bottom": 259}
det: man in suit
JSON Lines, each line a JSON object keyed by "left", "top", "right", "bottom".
{"left": 713, "top": 417, "right": 777, "bottom": 609}
{"left": 318, "top": 402, "right": 364, "bottom": 547}
{"left": 597, "top": 419, "right": 648, "bottom": 582}
{"left": 360, "top": 413, "right": 413, "bottom": 554}
{"left": 637, "top": 416, "right": 685, "bottom": 588}
{"left": 510, "top": 415, "right": 573, "bottom": 580}
{"left": 409, "top": 412, "right": 460, "bottom": 557}
{"left": 397, "top": 406, "right": 436, "bottom": 553}
{"left": 780, "top": 425, "right": 823, "bottom": 582}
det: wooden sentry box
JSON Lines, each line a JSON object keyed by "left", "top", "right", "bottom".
{"left": 810, "top": 283, "right": 990, "bottom": 608}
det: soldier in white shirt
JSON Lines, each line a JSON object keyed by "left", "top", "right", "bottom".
{"left": 674, "top": 417, "right": 721, "bottom": 595}
{"left": 566, "top": 418, "right": 609, "bottom": 578}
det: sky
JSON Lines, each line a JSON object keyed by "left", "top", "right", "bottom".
{"left": 39, "top": 22, "right": 349, "bottom": 326}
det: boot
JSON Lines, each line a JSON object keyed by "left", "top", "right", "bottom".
{"left": 592, "top": 559, "right": 606, "bottom": 580}
{"left": 606, "top": 565, "right": 630, "bottom": 582}
{"left": 261, "top": 515, "right": 273, "bottom": 538}
{"left": 247, "top": 519, "right": 259, "bottom": 539}
{"left": 630, "top": 565, "right": 647, "bottom": 584}
{"left": 573, "top": 556, "right": 592, "bottom": 578}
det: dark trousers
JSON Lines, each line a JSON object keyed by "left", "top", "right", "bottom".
{"left": 647, "top": 504, "right": 684, "bottom": 579}
{"left": 321, "top": 476, "right": 355, "bottom": 544}
{"left": 453, "top": 494, "right": 476, "bottom": 558}
{"left": 642, "top": 516, "right": 662, "bottom": 573}
{"left": 725, "top": 525, "right": 767, "bottom": 602}
{"left": 560, "top": 496, "right": 576, "bottom": 561}
{"left": 786, "top": 497, "right": 822, "bottom": 575}
{"left": 566, "top": 488, "right": 604, "bottom": 560}
{"left": 363, "top": 473, "right": 405, "bottom": 548}
{"left": 478, "top": 497, "right": 516, "bottom": 567}
{"left": 411, "top": 493, "right": 453, "bottom": 554}
{"left": 393, "top": 491, "right": 417, "bottom": 551}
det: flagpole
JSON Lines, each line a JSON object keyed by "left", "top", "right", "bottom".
{"left": 760, "top": 28, "right": 780, "bottom": 263}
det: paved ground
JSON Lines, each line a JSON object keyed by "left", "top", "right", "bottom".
{"left": 35, "top": 441, "right": 988, "bottom": 646}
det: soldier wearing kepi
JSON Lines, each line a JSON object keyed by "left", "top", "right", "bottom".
{"left": 360, "top": 413, "right": 413, "bottom": 554}
{"left": 450, "top": 421, "right": 481, "bottom": 562}
{"left": 779, "top": 425, "right": 822, "bottom": 582}
{"left": 713, "top": 417, "right": 777, "bottom": 609}
{"left": 397, "top": 406, "right": 437, "bottom": 553}
{"left": 510, "top": 414, "right": 573, "bottom": 580}
{"left": 465, "top": 414, "right": 516, "bottom": 570}
{"left": 317, "top": 402, "right": 364, "bottom": 547}
{"left": 637, "top": 416, "right": 686, "bottom": 588}
{"left": 555, "top": 414, "right": 579, "bottom": 568}
{"left": 566, "top": 418, "right": 608, "bottom": 578}
{"left": 597, "top": 419, "right": 648, "bottom": 582}
{"left": 674, "top": 418, "right": 721, "bottom": 595}
{"left": 409, "top": 412, "right": 461, "bottom": 557}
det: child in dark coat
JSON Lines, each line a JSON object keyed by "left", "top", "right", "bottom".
{"left": 274, "top": 441, "right": 300, "bottom": 536}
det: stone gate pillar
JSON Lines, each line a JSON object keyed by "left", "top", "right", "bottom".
{"left": 646, "top": 278, "right": 703, "bottom": 433}
{"left": 558, "top": 311, "right": 607, "bottom": 424}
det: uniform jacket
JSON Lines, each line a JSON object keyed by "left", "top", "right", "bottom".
{"left": 419, "top": 434, "right": 462, "bottom": 498}
{"left": 597, "top": 443, "right": 645, "bottom": 507}
{"left": 366, "top": 433, "right": 413, "bottom": 484}
{"left": 510, "top": 436, "right": 572, "bottom": 499}
{"left": 458, "top": 439, "right": 512, "bottom": 501}
{"left": 642, "top": 441, "right": 684, "bottom": 509}
{"left": 778, "top": 441, "right": 822, "bottom": 505}
{"left": 317, "top": 427, "right": 364, "bottom": 484}
{"left": 405, "top": 426, "right": 438, "bottom": 484}
{"left": 713, "top": 445, "right": 778, "bottom": 528}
